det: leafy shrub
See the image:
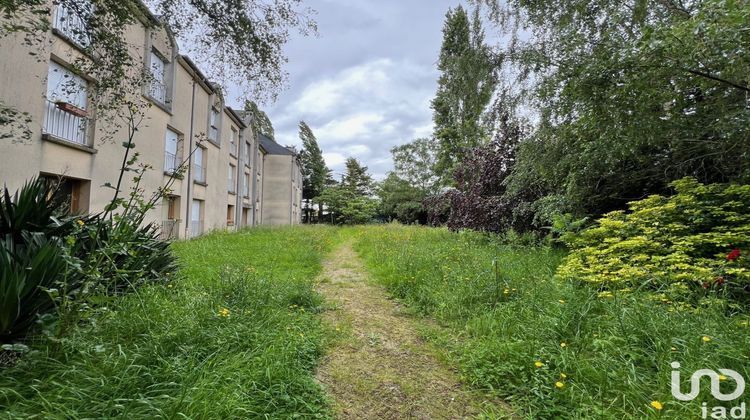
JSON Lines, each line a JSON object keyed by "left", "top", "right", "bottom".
{"left": 557, "top": 178, "right": 750, "bottom": 302}
{"left": 0, "top": 179, "right": 84, "bottom": 341}
{"left": 0, "top": 177, "right": 177, "bottom": 343}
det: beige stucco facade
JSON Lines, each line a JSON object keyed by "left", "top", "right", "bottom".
{"left": 0, "top": 1, "right": 303, "bottom": 238}
{"left": 259, "top": 136, "right": 303, "bottom": 226}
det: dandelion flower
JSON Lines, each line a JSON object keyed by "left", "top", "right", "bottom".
{"left": 555, "top": 381, "right": 565, "bottom": 389}
{"left": 650, "top": 401, "right": 663, "bottom": 411}
{"left": 534, "top": 361, "right": 544, "bottom": 368}
{"left": 670, "top": 347, "right": 677, "bottom": 352}
{"left": 719, "top": 374, "right": 727, "bottom": 381}
{"left": 76, "top": 220, "right": 85, "bottom": 227}
{"left": 558, "top": 300, "right": 566, "bottom": 304}
{"left": 560, "top": 373, "right": 567, "bottom": 379}
{"left": 702, "top": 336, "right": 711, "bottom": 343}
{"left": 560, "top": 342, "right": 567, "bottom": 348}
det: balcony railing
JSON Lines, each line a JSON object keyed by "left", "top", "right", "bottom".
{"left": 164, "top": 151, "right": 179, "bottom": 173}
{"left": 43, "top": 100, "right": 88, "bottom": 145}
{"left": 190, "top": 221, "right": 203, "bottom": 238}
{"left": 160, "top": 220, "right": 180, "bottom": 240}
{"left": 53, "top": 2, "right": 92, "bottom": 47}
{"left": 193, "top": 162, "right": 206, "bottom": 183}
{"left": 149, "top": 80, "right": 167, "bottom": 104}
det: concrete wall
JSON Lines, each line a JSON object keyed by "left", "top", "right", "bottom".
{"left": 261, "top": 154, "right": 303, "bottom": 226}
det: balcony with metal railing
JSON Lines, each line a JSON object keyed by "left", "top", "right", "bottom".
{"left": 149, "top": 80, "right": 168, "bottom": 104}
{"left": 43, "top": 99, "right": 88, "bottom": 145}
{"left": 164, "top": 151, "right": 179, "bottom": 174}
{"left": 53, "top": 2, "right": 92, "bottom": 47}
{"left": 160, "top": 220, "right": 180, "bottom": 240}
{"left": 193, "top": 162, "right": 207, "bottom": 184}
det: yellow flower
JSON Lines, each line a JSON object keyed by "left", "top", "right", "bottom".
{"left": 167, "top": 284, "right": 173, "bottom": 288}
{"left": 560, "top": 342, "right": 567, "bottom": 348}
{"left": 702, "top": 336, "right": 711, "bottom": 343}
{"left": 560, "top": 373, "right": 567, "bottom": 379}
{"left": 650, "top": 401, "right": 663, "bottom": 411}
{"left": 719, "top": 374, "right": 727, "bottom": 381}
{"left": 670, "top": 347, "right": 677, "bottom": 352}
{"left": 534, "top": 361, "right": 544, "bottom": 368}
{"left": 503, "top": 289, "right": 510, "bottom": 295}
{"left": 597, "top": 291, "right": 614, "bottom": 299}
{"left": 218, "top": 308, "right": 230, "bottom": 317}
{"left": 555, "top": 381, "right": 565, "bottom": 389}
{"left": 558, "top": 299, "right": 566, "bottom": 304}
{"left": 76, "top": 220, "right": 85, "bottom": 227}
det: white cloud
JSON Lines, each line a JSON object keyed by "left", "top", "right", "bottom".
{"left": 269, "top": 58, "right": 437, "bottom": 177}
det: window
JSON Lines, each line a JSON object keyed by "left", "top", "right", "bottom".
{"left": 209, "top": 107, "right": 219, "bottom": 141}
{"left": 191, "top": 199, "right": 203, "bottom": 237}
{"left": 227, "top": 205, "right": 235, "bottom": 226}
{"left": 164, "top": 128, "right": 180, "bottom": 173}
{"left": 42, "top": 175, "right": 90, "bottom": 214}
{"left": 229, "top": 127, "right": 238, "bottom": 156}
{"left": 193, "top": 147, "right": 206, "bottom": 183}
{"left": 44, "top": 61, "right": 89, "bottom": 145}
{"left": 161, "top": 196, "right": 180, "bottom": 240}
{"left": 149, "top": 51, "right": 168, "bottom": 103}
{"left": 242, "top": 208, "right": 250, "bottom": 226}
{"left": 53, "top": 1, "right": 93, "bottom": 47}
{"left": 245, "top": 141, "right": 252, "bottom": 166}
{"left": 228, "top": 164, "right": 236, "bottom": 193}
{"left": 243, "top": 173, "right": 250, "bottom": 198}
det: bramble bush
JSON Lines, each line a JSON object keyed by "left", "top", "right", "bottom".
{"left": 557, "top": 178, "right": 750, "bottom": 304}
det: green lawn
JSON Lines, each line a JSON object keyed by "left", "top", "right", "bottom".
{"left": 353, "top": 225, "right": 750, "bottom": 419}
{"left": 0, "top": 226, "right": 337, "bottom": 418}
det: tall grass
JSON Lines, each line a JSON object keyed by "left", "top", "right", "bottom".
{"left": 353, "top": 225, "right": 750, "bottom": 419}
{"left": 0, "top": 226, "right": 336, "bottom": 418}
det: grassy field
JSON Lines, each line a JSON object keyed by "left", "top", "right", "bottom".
{"left": 353, "top": 225, "right": 750, "bottom": 419}
{"left": 2, "top": 224, "right": 748, "bottom": 419}
{"left": 0, "top": 226, "right": 337, "bottom": 418}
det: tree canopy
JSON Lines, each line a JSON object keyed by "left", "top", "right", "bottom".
{"left": 431, "top": 5, "right": 496, "bottom": 183}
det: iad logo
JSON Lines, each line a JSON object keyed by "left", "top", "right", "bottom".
{"left": 671, "top": 362, "right": 746, "bottom": 419}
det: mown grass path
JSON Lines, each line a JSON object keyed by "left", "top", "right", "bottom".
{"left": 315, "top": 241, "right": 497, "bottom": 419}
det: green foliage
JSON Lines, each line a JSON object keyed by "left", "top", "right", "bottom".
{"left": 476, "top": 0, "right": 750, "bottom": 223}
{"left": 432, "top": 5, "right": 496, "bottom": 183}
{"left": 341, "top": 157, "right": 373, "bottom": 196}
{"left": 377, "top": 173, "right": 426, "bottom": 224}
{"left": 0, "top": 227, "right": 336, "bottom": 417}
{"left": 390, "top": 138, "right": 440, "bottom": 194}
{"left": 557, "top": 178, "right": 750, "bottom": 303}
{"left": 339, "top": 197, "right": 378, "bottom": 225}
{"left": 354, "top": 225, "right": 750, "bottom": 419}
{"left": 0, "top": 166, "right": 177, "bottom": 342}
{"left": 245, "top": 100, "right": 275, "bottom": 140}
{"left": 298, "top": 121, "right": 330, "bottom": 223}
{"left": 316, "top": 185, "right": 377, "bottom": 225}
{"left": 0, "top": 179, "right": 83, "bottom": 341}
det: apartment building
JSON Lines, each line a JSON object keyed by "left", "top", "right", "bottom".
{"left": 258, "top": 135, "right": 303, "bottom": 225}
{"left": 0, "top": 1, "right": 303, "bottom": 238}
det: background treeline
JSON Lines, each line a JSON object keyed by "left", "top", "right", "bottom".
{"left": 375, "top": 0, "right": 750, "bottom": 233}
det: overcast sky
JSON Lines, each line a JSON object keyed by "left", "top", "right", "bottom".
{"left": 228, "top": 0, "right": 464, "bottom": 180}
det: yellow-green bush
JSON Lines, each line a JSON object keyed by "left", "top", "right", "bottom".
{"left": 557, "top": 178, "right": 750, "bottom": 301}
